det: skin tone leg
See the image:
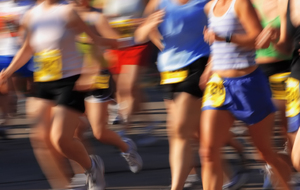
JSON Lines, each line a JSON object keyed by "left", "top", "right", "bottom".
{"left": 85, "top": 101, "right": 129, "bottom": 152}
{"left": 291, "top": 130, "right": 300, "bottom": 171}
{"left": 116, "top": 65, "right": 140, "bottom": 129}
{"left": 165, "top": 92, "right": 201, "bottom": 190}
{"left": 200, "top": 109, "right": 235, "bottom": 190}
{"left": 248, "top": 113, "right": 291, "bottom": 189}
{"left": 50, "top": 106, "right": 92, "bottom": 170}
{"left": 29, "top": 98, "right": 73, "bottom": 189}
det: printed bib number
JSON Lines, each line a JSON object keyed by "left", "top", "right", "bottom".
{"left": 269, "top": 72, "right": 290, "bottom": 100}
{"left": 202, "top": 74, "right": 226, "bottom": 108}
{"left": 160, "top": 69, "right": 188, "bottom": 85}
{"left": 110, "top": 19, "right": 137, "bottom": 38}
{"left": 92, "top": 75, "right": 110, "bottom": 89}
{"left": 286, "top": 77, "right": 300, "bottom": 117}
{"left": 34, "top": 50, "right": 63, "bottom": 82}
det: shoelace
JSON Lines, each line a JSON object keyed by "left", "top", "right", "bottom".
{"left": 123, "top": 153, "right": 136, "bottom": 166}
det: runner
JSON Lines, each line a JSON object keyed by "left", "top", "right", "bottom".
{"left": 135, "top": 1, "right": 210, "bottom": 189}
{"left": 73, "top": 0, "right": 143, "bottom": 174}
{"left": 102, "top": 0, "right": 158, "bottom": 146}
{"left": 0, "top": 0, "right": 35, "bottom": 138}
{"left": 0, "top": 0, "right": 120, "bottom": 189}
{"left": 257, "top": 0, "right": 300, "bottom": 181}
{"left": 252, "top": 0, "right": 293, "bottom": 188}
{"left": 199, "top": 0, "right": 292, "bottom": 189}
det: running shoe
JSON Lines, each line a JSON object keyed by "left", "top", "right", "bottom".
{"left": 262, "top": 164, "right": 278, "bottom": 190}
{"left": 69, "top": 173, "right": 87, "bottom": 190}
{"left": 223, "top": 169, "right": 248, "bottom": 190}
{"left": 277, "top": 141, "right": 289, "bottom": 156}
{"left": 86, "top": 155, "right": 105, "bottom": 190}
{"left": 184, "top": 174, "right": 200, "bottom": 188}
{"left": 223, "top": 151, "right": 249, "bottom": 190}
{"left": 122, "top": 137, "right": 143, "bottom": 173}
{"left": 136, "top": 125, "right": 158, "bottom": 147}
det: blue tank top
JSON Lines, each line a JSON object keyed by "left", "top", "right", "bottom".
{"left": 157, "top": 0, "right": 210, "bottom": 72}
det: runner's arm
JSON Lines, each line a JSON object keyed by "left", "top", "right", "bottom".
{"left": 68, "top": 7, "right": 118, "bottom": 49}
{"left": 228, "top": 0, "right": 263, "bottom": 48}
{"left": 135, "top": 0, "right": 164, "bottom": 48}
{"left": 95, "top": 13, "right": 120, "bottom": 39}
{"left": 1, "top": 13, "right": 34, "bottom": 80}
{"left": 274, "top": 0, "right": 293, "bottom": 54}
{"left": 205, "top": 0, "right": 263, "bottom": 48}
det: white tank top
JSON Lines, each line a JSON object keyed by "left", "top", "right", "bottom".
{"left": 27, "top": 3, "right": 83, "bottom": 80}
{"left": 208, "top": 0, "right": 256, "bottom": 71}
{"left": 103, "top": 0, "right": 145, "bottom": 21}
{"left": 103, "top": 0, "right": 146, "bottom": 39}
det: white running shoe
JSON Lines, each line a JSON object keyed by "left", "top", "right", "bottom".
{"left": 69, "top": 173, "right": 87, "bottom": 190}
{"left": 86, "top": 155, "right": 105, "bottom": 190}
{"left": 122, "top": 138, "right": 143, "bottom": 173}
{"left": 184, "top": 174, "right": 200, "bottom": 188}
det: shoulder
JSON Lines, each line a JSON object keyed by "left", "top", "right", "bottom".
{"left": 278, "top": 0, "right": 288, "bottom": 15}
{"left": 204, "top": 0, "right": 214, "bottom": 15}
{"left": 143, "top": 0, "right": 160, "bottom": 16}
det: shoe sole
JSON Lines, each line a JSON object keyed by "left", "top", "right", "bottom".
{"left": 131, "top": 150, "right": 143, "bottom": 174}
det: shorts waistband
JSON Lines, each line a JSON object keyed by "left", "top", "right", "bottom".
{"left": 222, "top": 67, "right": 262, "bottom": 81}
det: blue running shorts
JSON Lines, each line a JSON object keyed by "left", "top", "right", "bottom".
{"left": 202, "top": 68, "right": 276, "bottom": 125}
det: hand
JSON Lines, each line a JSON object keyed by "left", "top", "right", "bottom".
{"left": 0, "top": 70, "right": 8, "bottom": 94}
{"left": 74, "top": 74, "right": 94, "bottom": 92}
{"left": 203, "top": 26, "right": 223, "bottom": 45}
{"left": 143, "top": 10, "right": 165, "bottom": 31}
{"left": 199, "top": 65, "right": 212, "bottom": 91}
{"left": 255, "top": 26, "right": 274, "bottom": 49}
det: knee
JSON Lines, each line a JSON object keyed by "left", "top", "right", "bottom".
{"left": 93, "top": 127, "right": 108, "bottom": 141}
{"left": 170, "top": 122, "right": 191, "bottom": 139}
{"left": 199, "top": 145, "right": 220, "bottom": 163}
{"left": 50, "top": 133, "right": 68, "bottom": 152}
{"left": 30, "top": 129, "right": 52, "bottom": 149}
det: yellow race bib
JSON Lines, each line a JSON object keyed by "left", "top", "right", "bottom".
{"left": 34, "top": 50, "right": 63, "bottom": 82}
{"left": 92, "top": 74, "right": 110, "bottom": 89}
{"left": 110, "top": 19, "right": 137, "bottom": 38}
{"left": 160, "top": 69, "right": 188, "bottom": 85}
{"left": 286, "top": 77, "right": 300, "bottom": 117}
{"left": 202, "top": 74, "right": 226, "bottom": 108}
{"left": 269, "top": 72, "right": 290, "bottom": 100}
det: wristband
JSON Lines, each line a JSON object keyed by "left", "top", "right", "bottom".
{"left": 226, "top": 34, "right": 232, "bottom": 43}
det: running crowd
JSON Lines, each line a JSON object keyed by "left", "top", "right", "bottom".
{"left": 0, "top": 0, "right": 300, "bottom": 189}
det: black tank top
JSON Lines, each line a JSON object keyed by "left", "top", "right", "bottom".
{"left": 287, "top": 0, "right": 300, "bottom": 80}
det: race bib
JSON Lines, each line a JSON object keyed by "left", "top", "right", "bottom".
{"left": 269, "top": 72, "right": 290, "bottom": 100}
{"left": 286, "top": 77, "right": 300, "bottom": 117}
{"left": 34, "top": 50, "right": 63, "bottom": 82}
{"left": 110, "top": 19, "right": 138, "bottom": 38}
{"left": 202, "top": 74, "right": 226, "bottom": 108}
{"left": 92, "top": 74, "right": 110, "bottom": 89}
{"left": 160, "top": 69, "right": 188, "bottom": 85}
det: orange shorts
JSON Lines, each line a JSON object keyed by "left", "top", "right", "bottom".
{"left": 108, "top": 43, "right": 151, "bottom": 75}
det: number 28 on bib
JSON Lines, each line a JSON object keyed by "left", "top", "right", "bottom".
{"left": 202, "top": 74, "right": 226, "bottom": 108}
{"left": 34, "top": 50, "right": 63, "bottom": 82}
